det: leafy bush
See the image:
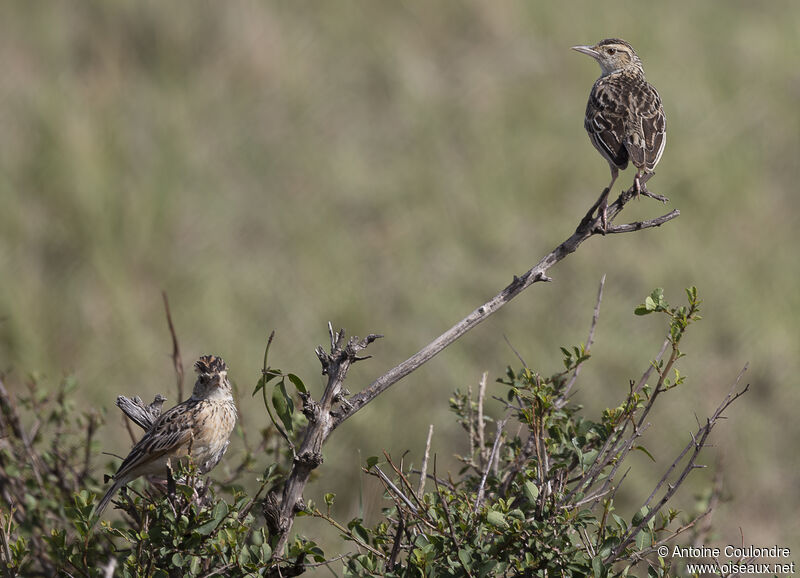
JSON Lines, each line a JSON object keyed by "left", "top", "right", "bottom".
{"left": 0, "top": 288, "right": 747, "bottom": 576}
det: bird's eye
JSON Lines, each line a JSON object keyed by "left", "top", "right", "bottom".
{"left": 607, "top": 48, "right": 616, "bottom": 55}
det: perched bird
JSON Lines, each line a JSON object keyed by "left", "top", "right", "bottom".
{"left": 572, "top": 38, "right": 666, "bottom": 226}
{"left": 94, "top": 355, "right": 237, "bottom": 522}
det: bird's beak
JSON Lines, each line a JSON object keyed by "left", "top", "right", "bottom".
{"left": 571, "top": 45, "right": 599, "bottom": 59}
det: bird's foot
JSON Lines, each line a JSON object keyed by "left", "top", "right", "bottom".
{"left": 590, "top": 186, "right": 610, "bottom": 234}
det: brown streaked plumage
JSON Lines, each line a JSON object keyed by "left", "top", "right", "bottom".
{"left": 94, "top": 355, "right": 237, "bottom": 524}
{"left": 572, "top": 38, "right": 666, "bottom": 226}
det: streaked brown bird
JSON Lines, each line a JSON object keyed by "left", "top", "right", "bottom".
{"left": 93, "top": 355, "right": 237, "bottom": 524}
{"left": 572, "top": 38, "right": 666, "bottom": 226}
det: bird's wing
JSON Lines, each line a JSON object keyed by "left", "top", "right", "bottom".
{"left": 624, "top": 82, "right": 666, "bottom": 171}
{"left": 586, "top": 78, "right": 629, "bottom": 170}
{"left": 112, "top": 400, "right": 197, "bottom": 480}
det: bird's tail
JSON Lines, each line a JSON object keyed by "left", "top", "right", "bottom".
{"left": 91, "top": 479, "right": 123, "bottom": 530}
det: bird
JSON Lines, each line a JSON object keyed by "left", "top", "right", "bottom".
{"left": 93, "top": 355, "right": 237, "bottom": 524}
{"left": 572, "top": 38, "right": 666, "bottom": 227}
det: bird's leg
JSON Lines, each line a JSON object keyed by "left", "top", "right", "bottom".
{"left": 598, "top": 167, "right": 618, "bottom": 230}
{"left": 633, "top": 169, "right": 645, "bottom": 199}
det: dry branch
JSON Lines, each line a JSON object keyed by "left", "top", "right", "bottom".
{"left": 607, "top": 367, "right": 750, "bottom": 563}
{"left": 271, "top": 186, "right": 679, "bottom": 553}
{"left": 333, "top": 185, "right": 678, "bottom": 428}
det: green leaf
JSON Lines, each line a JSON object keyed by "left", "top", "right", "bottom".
{"left": 252, "top": 375, "right": 267, "bottom": 396}
{"left": 365, "top": 456, "right": 379, "bottom": 469}
{"left": 458, "top": 548, "right": 472, "bottom": 570}
{"left": 189, "top": 556, "right": 201, "bottom": 575}
{"left": 612, "top": 513, "right": 627, "bottom": 532}
{"left": 632, "top": 506, "right": 649, "bottom": 526}
{"left": 522, "top": 481, "right": 539, "bottom": 503}
{"left": 253, "top": 370, "right": 282, "bottom": 396}
{"left": 324, "top": 493, "right": 336, "bottom": 507}
{"left": 598, "top": 537, "right": 618, "bottom": 559}
{"left": 195, "top": 501, "right": 228, "bottom": 536}
{"left": 634, "top": 445, "right": 656, "bottom": 462}
{"left": 261, "top": 541, "right": 273, "bottom": 562}
{"left": 650, "top": 287, "right": 665, "bottom": 307}
{"left": 287, "top": 373, "right": 307, "bottom": 394}
{"left": 486, "top": 510, "right": 508, "bottom": 528}
{"left": 478, "top": 560, "right": 498, "bottom": 577}
{"left": 592, "top": 555, "right": 604, "bottom": 577}
{"left": 171, "top": 552, "right": 184, "bottom": 568}
{"left": 350, "top": 521, "right": 370, "bottom": 545}
{"left": 272, "top": 380, "right": 294, "bottom": 433}
{"left": 635, "top": 530, "right": 651, "bottom": 549}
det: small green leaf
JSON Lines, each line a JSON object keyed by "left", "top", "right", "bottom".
{"left": 252, "top": 375, "right": 267, "bottom": 396}
{"left": 365, "top": 456, "right": 379, "bottom": 469}
{"left": 486, "top": 510, "right": 508, "bottom": 528}
{"left": 189, "top": 556, "right": 201, "bottom": 575}
{"left": 599, "top": 537, "right": 618, "bottom": 558}
{"left": 287, "top": 373, "right": 307, "bottom": 394}
{"left": 458, "top": 548, "right": 472, "bottom": 570}
{"left": 324, "top": 493, "right": 336, "bottom": 507}
{"left": 634, "top": 445, "right": 656, "bottom": 462}
{"left": 272, "top": 380, "right": 294, "bottom": 433}
{"left": 522, "top": 481, "right": 539, "bottom": 503}
{"left": 350, "top": 521, "right": 370, "bottom": 545}
{"left": 612, "top": 513, "right": 627, "bottom": 532}
{"left": 632, "top": 506, "right": 649, "bottom": 526}
{"left": 592, "top": 555, "right": 604, "bottom": 577}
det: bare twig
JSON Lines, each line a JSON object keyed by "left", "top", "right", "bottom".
{"left": 467, "top": 384, "right": 475, "bottom": 464}
{"left": 383, "top": 452, "right": 427, "bottom": 513}
{"left": 503, "top": 334, "right": 529, "bottom": 369}
{"left": 432, "top": 457, "right": 458, "bottom": 547}
{"left": 474, "top": 416, "right": 508, "bottom": 514}
{"left": 387, "top": 513, "right": 405, "bottom": 572}
{"left": 557, "top": 274, "right": 605, "bottom": 407}
{"left": 371, "top": 466, "right": 419, "bottom": 514}
{"left": 477, "top": 372, "right": 487, "bottom": 467}
{"left": 607, "top": 368, "right": 750, "bottom": 563}
{"left": 417, "top": 425, "right": 434, "bottom": 499}
{"left": 603, "top": 210, "right": 680, "bottom": 234}
{"left": 162, "top": 291, "right": 184, "bottom": 401}
{"left": 628, "top": 508, "right": 713, "bottom": 564}
{"left": 692, "top": 461, "right": 724, "bottom": 547}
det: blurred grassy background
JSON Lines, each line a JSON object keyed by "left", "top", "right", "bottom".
{"left": 1, "top": 0, "right": 798, "bottom": 557}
